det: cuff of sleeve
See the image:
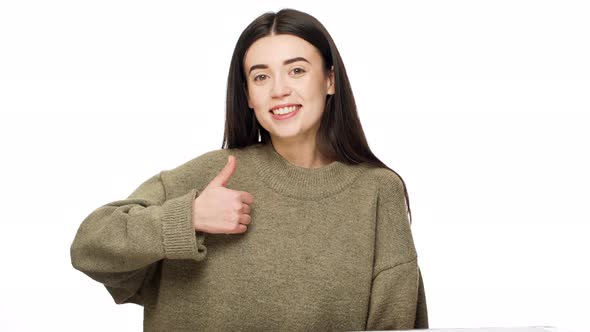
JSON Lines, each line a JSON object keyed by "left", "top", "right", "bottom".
{"left": 161, "top": 189, "right": 207, "bottom": 261}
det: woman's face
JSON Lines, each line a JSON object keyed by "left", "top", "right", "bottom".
{"left": 244, "top": 34, "right": 335, "bottom": 145}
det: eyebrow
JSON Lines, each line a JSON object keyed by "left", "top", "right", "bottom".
{"left": 248, "top": 57, "right": 310, "bottom": 75}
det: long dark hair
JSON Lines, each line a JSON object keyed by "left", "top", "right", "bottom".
{"left": 221, "top": 8, "right": 413, "bottom": 223}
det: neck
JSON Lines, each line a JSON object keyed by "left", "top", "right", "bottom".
{"left": 270, "top": 137, "right": 333, "bottom": 169}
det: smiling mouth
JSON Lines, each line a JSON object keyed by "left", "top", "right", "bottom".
{"left": 270, "top": 105, "right": 302, "bottom": 115}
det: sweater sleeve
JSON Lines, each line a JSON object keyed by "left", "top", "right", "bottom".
{"left": 365, "top": 171, "right": 429, "bottom": 329}
{"left": 70, "top": 172, "right": 207, "bottom": 305}
{"left": 366, "top": 259, "right": 429, "bottom": 330}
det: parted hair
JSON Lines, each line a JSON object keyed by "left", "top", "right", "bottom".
{"left": 222, "top": 8, "right": 413, "bottom": 222}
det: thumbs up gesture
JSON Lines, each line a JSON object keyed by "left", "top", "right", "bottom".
{"left": 192, "top": 155, "right": 255, "bottom": 234}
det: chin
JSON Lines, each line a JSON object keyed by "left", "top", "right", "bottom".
{"left": 269, "top": 128, "right": 306, "bottom": 140}
{"left": 271, "top": 132, "right": 300, "bottom": 140}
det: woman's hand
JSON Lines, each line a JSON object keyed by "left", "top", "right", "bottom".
{"left": 192, "top": 155, "right": 255, "bottom": 234}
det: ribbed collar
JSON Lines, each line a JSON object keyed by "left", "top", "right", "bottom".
{"left": 248, "top": 143, "right": 366, "bottom": 200}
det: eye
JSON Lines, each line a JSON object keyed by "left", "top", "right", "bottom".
{"left": 253, "top": 74, "right": 268, "bottom": 82}
{"left": 291, "top": 67, "right": 306, "bottom": 75}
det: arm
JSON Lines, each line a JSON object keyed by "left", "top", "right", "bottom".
{"left": 365, "top": 171, "right": 429, "bottom": 329}
{"left": 70, "top": 172, "right": 207, "bottom": 305}
{"left": 366, "top": 259, "right": 429, "bottom": 329}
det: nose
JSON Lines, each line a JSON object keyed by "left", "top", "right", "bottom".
{"left": 270, "top": 75, "right": 291, "bottom": 98}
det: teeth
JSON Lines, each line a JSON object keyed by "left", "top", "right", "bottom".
{"left": 272, "top": 105, "right": 300, "bottom": 115}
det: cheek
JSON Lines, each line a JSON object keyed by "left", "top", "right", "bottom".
{"left": 248, "top": 88, "right": 267, "bottom": 108}
{"left": 302, "top": 77, "right": 327, "bottom": 100}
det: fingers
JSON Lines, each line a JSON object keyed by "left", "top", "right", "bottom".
{"left": 241, "top": 203, "right": 251, "bottom": 214}
{"left": 223, "top": 216, "right": 249, "bottom": 234}
{"left": 238, "top": 191, "right": 255, "bottom": 205}
{"left": 232, "top": 224, "right": 248, "bottom": 234}
{"left": 222, "top": 206, "right": 251, "bottom": 236}
{"left": 239, "top": 213, "right": 251, "bottom": 225}
{"left": 210, "top": 155, "right": 236, "bottom": 187}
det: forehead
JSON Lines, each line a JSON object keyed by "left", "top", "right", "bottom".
{"left": 244, "top": 34, "right": 322, "bottom": 67}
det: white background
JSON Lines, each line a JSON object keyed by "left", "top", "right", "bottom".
{"left": 1, "top": 1, "right": 588, "bottom": 331}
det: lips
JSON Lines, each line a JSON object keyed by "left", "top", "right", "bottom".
{"left": 269, "top": 103, "right": 302, "bottom": 112}
{"left": 269, "top": 105, "right": 301, "bottom": 120}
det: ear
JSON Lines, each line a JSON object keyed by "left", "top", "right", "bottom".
{"left": 326, "top": 65, "right": 335, "bottom": 95}
{"left": 247, "top": 95, "right": 253, "bottom": 109}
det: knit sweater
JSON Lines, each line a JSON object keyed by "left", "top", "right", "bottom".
{"left": 70, "top": 142, "right": 428, "bottom": 331}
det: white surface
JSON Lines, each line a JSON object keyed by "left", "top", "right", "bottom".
{"left": 396, "top": 328, "right": 559, "bottom": 332}
{"left": 1, "top": 1, "right": 589, "bottom": 331}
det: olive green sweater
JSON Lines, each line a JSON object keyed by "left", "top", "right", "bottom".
{"left": 70, "top": 142, "right": 428, "bottom": 331}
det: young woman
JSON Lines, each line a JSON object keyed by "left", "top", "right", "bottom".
{"left": 71, "top": 8, "right": 428, "bottom": 331}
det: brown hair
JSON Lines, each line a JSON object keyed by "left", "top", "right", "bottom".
{"left": 221, "top": 8, "right": 413, "bottom": 222}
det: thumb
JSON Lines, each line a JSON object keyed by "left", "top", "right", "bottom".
{"left": 209, "top": 155, "right": 236, "bottom": 187}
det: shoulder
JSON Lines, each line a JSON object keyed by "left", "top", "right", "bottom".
{"left": 370, "top": 166, "right": 416, "bottom": 269}
{"left": 159, "top": 145, "right": 256, "bottom": 196}
{"left": 169, "top": 145, "right": 258, "bottom": 174}
{"left": 360, "top": 165, "right": 407, "bottom": 198}
{"left": 361, "top": 165, "right": 410, "bottom": 224}
{"left": 371, "top": 166, "right": 405, "bottom": 186}
{"left": 173, "top": 148, "right": 231, "bottom": 172}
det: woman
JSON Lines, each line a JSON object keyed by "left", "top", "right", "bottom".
{"left": 71, "top": 8, "right": 428, "bottom": 331}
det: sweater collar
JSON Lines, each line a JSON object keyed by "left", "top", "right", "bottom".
{"left": 249, "top": 143, "right": 365, "bottom": 200}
